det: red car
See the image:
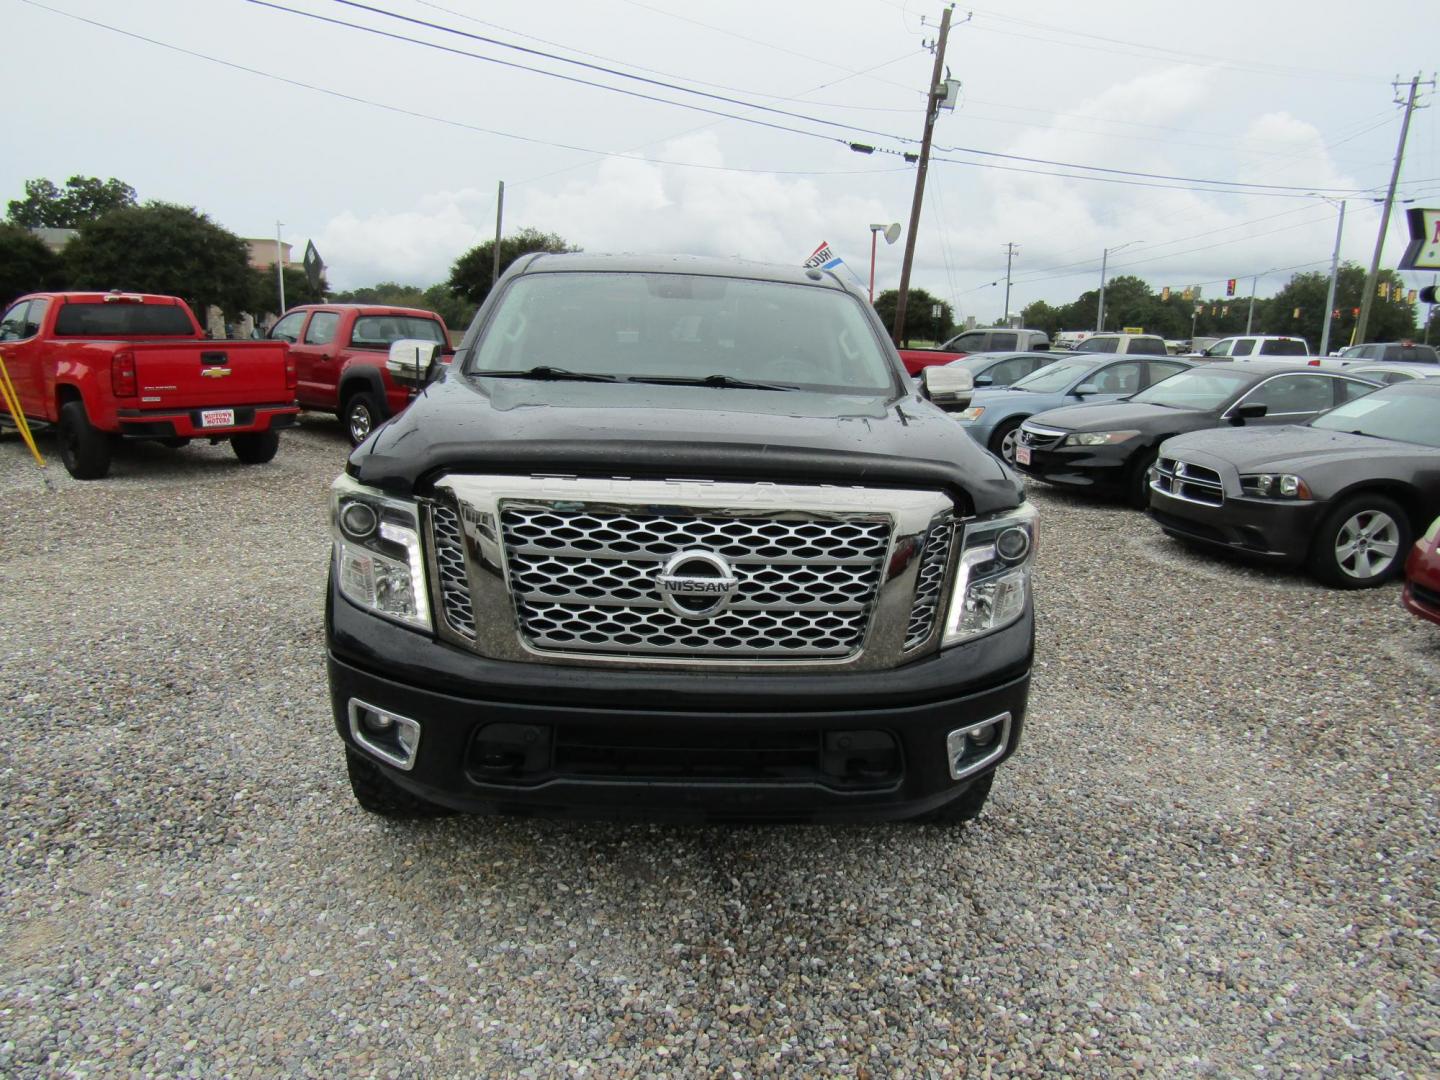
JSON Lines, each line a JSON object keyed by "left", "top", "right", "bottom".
{"left": 1402, "top": 515, "right": 1440, "bottom": 626}
{"left": 268, "top": 304, "right": 450, "bottom": 445}
{"left": 0, "top": 291, "right": 297, "bottom": 479}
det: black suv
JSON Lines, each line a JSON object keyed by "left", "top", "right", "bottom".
{"left": 326, "top": 254, "right": 1037, "bottom": 823}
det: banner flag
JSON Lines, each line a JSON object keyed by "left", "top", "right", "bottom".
{"left": 803, "top": 241, "right": 843, "bottom": 271}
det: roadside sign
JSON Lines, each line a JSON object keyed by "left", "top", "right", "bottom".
{"left": 1398, "top": 208, "right": 1440, "bottom": 271}
{"left": 1121, "top": 326, "right": 1144, "bottom": 334}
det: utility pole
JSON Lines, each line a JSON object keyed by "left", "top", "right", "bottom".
{"left": 1002, "top": 242, "right": 1018, "bottom": 325}
{"left": 1319, "top": 200, "right": 1346, "bottom": 356}
{"left": 1355, "top": 74, "right": 1433, "bottom": 344}
{"left": 891, "top": 5, "right": 953, "bottom": 346}
{"left": 492, "top": 180, "right": 505, "bottom": 289}
{"left": 1096, "top": 240, "right": 1140, "bottom": 332}
{"left": 1245, "top": 274, "right": 1259, "bottom": 333}
{"left": 275, "top": 220, "right": 286, "bottom": 314}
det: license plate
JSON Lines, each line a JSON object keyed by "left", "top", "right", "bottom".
{"left": 1015, "top": 445, "right": 1031, "bottom": 465}
{"left": 200, "top": 409, "right": 235, "bottom": 428}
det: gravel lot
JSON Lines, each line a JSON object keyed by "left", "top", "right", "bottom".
{"left": 1, "top": 417, "right": 1437, "bottom": 1078}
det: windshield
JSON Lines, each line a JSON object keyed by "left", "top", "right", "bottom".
{"left": 1310, "top": 385, "right": 1440, "bottom": 447}
{"left": 1131, "top": 367, "right": 1253, "bottom": 410}
{"left": 468, "top": 272, "right": 897, "bottom": 393}
{"left": 1010, "top": 360, "right": 1094, "bottom": 393}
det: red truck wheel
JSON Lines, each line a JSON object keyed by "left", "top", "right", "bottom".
{"left": 344, "top": 391, "right": 384, "bottom": 447}
{"left": 58, "top": 401, "right": 112, "bottom": 480}
{"left": 231, "top": 429, "right": 279, "bottom": 465}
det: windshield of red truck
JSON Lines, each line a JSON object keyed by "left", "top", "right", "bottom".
{"left": 469, "top": 272, "right": 897, "bottom": 393}
{"left": 53, "top": 303, "right": 195, "bottom": 337}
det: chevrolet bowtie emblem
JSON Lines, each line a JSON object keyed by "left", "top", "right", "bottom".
{"left": 200, "top": 368, "right": 232, "bottom": 378}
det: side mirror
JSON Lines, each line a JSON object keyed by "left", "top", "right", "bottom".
{"left": 387, "top": 339, "right": 443, "bottom": 387}
{"left": 920, "top": 364, "right": 974, "bottom": 411}
{"left": 1073, "top": 382, "right": 1100, "bottom": 396}
{"left": 1227, "top": 402, "right": 1268, "bottom": 426}
{"left": 973, "top": 374, "right": 994, "bottom": 387}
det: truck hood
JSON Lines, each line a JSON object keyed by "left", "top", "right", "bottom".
{"left": 350, "top": 373, "right": 1022, "bottom": 514}
{"left": 1160, "top": 424, "right": 1436, "bottom": 472}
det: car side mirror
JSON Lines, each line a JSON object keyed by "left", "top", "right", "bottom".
{"left": 1227, "top": 402, "right": 1268, "bottom": 426}
{"left": 973, "top": 374, "right": 994, "bottom": 387}
{"left": 921, "top": 364, "right": 974, "bottom": 411}
{"left": 1073, "top": 382, "right": 1100, "bottom": 396}
{"left": 387, "top": 339, "right": 444, "bottom": 387}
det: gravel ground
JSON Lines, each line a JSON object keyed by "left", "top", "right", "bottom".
{"left": 1, "top": 417, "right": 1437, "bottom": 1078}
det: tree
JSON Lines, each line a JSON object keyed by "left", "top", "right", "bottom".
{"left": 873, "top": 288, "right": 954, "bottom": 346}
{"left": 1263, "top": 264, "right": 1414, "bottom": 349}
{"left": 0, "top": 224, "right": 67, "bottom": 307}
{"left": 64, "top": 203, "right": 252, "bottom": 316}
{"left": 7, "top": 175, "right": 138, "bottom": 228}
{"left": 1020, "top": 299, "right": 1062, "bottom": 337}
{"left": 328, "top": 281, "right": 476, "bottom": 331}
{"left": 447, "top": 227, "right": 579, "bottom": 306}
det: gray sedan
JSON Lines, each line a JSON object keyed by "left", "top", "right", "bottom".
{"left": 954, "top": 354, "right": 1194, "bottom": 464}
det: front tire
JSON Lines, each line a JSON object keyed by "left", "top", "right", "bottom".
{"left": 1127, "top": 447, "right": 1158, "bottom": 509}
{"left": 1307, "top": 494, "right": 1411, "bottom": 588}
{"left": 345, "top": 750, "right": 453, "bottom": 818}
{"left": 989, "top": 419, "right": 1023, "bottom": 466}
{"left": 58, "top": 400, "right": 111, "bottom": 479}
{"left": 231, "top": 429, "right": 279, "bottom": 465}
{"left": 344, "top": 391, "right": 384, "bottom": 447}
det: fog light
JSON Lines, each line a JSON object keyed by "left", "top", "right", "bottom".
{"left": 946, "top": 712, "right": 1012, "bottom": 780}
{"left": 347, "top": 699, "right": 421, "bottom": 771}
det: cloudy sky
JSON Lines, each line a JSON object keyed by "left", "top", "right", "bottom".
{"left": 5, "top": 0, "right": 1438, "bottom": 322}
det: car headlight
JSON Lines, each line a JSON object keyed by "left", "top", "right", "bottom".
{"left": 941, "top": 502, "right": 1037, "bottom": 648}
{"left": 1061, "top": 430, "right": 1140, "bottom": 446}
{"left": 1240, "top": 473, "right": 1311, "bottom": 500}
{"left": 331, "top": 475, "right": 432, "bottom": 631}
{"left": 955, "top": 406, "right": 985, "bottom": 422}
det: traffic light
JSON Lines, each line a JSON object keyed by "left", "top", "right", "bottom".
{"left": 1161, "top": 286, "right": 1170, "bottom": 301}
{"left": 1420, "top": 285, "right": 1438, "bottom": 304}
{"left": 1226, "top": 278, "right": 1236, "bottom": 297}
{"left": 1378, "top": 281, "right": 1390, "bottom": 300}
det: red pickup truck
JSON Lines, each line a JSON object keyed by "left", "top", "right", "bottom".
{"left": 268, "top": 304, "right": 451, "bottom": 445}
{"left": 0, "top": 291, "right": 297, "bottom": 479}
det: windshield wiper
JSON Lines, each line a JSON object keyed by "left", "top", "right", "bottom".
{"left": 479, "top": 366, "right": 619, "bottom": 382}
{"left": 628, "top": 373, "right": 796, "bottom": 391}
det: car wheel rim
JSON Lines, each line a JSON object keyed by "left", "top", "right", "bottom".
{"left": 1334, "top": 510, "right": 1400, "bottom": 579}
{"left": 1000, "top": 429, "right": 1018, "bottom": 464}
{"left": 349, "top": 405, "right": 372, "bottom": 442}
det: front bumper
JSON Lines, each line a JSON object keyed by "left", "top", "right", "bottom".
{"left": 1148, "top": 483, "right": 1325, "bottom": 563}
{"left": 1012, "top": 442, "right": 1133, "bottom": 493}
{"left": 1401, "top": 542, "right": 1440, "bottom": 626}
{"left": 327, "top": 586, "right": 1033, "bottom": 822}
{"left": 116, "top": 403, "right": 299, "bottom": 438}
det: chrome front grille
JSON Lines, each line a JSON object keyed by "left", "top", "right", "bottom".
{"left": 1019, "top": 423, "right": 1067, "bottom": 450}
{"left": 500, "top": 508, "right": 890, "bottom": 658}
{"left": 430, "top": 503, "right": 476, "bottom": 638}
{"left": 1153, "top": 458, "right": 1224, "bottom": 506}
{"left": 903, "top": 522, "right": 954, "bottom": 650}
{"left": 427, "top": 476, "right": 955, "bottom": 671}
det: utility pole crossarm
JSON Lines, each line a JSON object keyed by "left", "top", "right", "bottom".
{"left": 891, "top": 5, "right": 953, "bottom": 347}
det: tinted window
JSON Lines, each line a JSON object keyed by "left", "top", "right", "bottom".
{"left": 303, "top": 311, "right": 341, "bottom": 345}
{"left": 1311, "top": 385, "right": 1440, "bottom": 447}
{"left": 1241, "top": 374, "right": 1334, "bottom": 414}
{"left": 1132, "top": 366, "right": 1255, "bottom": 409}
{"left": 1145, "top": 361, "right": 1189, "bottom": 384}
{"left": 1075, "top": 337, "right": 1118, "bottom": 353}
{"left": 1381, "top": 344, "right": 1439, "bottom": 363}
{"left": 0, "top": 301, "right": 30, "bottom": 342}
{"left": 1090, "top": 361, "right": 1143, "bottom": 394}
{"left": 270, "top": 311, "right": 305, "bottom": 343}
{"left": 988, "top": 332, "right": 1017, "bottom": 350}
{"left": 1258, "top": 339, "right": 1308, "bottom": 356}
{"left": 984, "top": 356, "right": 1033, "bottom": 385}
{"left": 1134, "top": 338, "right": 1167, "bottom": 355}
{"left": 1205, "top": 340, "right": 1233, "bottom": 357}
{"left": 1231, "top": 340, "right": 1256, "bottom": 356}
{"left": 23, "top": 299, "right": 47, "bottom": 338}
{"left": 469, "top": 273, "right": 896, "bottom": 393}
{"left": 950, "top": 332, "right": 986, "bottom": 351}
{"left": 351, "top": 315, "right": 446, "bottom": 347}
{"left": 1337, "top": 378, "right": 1379, "bottom": 402}
{"left": 52, "top": 302, "right": 195, "bottom": 336}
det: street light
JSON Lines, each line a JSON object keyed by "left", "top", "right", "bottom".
{"left": 1096, "top": 240, "right": 1142, "bottom": 332}
{"left": 869, "top": 222, "right": 901, "bottom": 303}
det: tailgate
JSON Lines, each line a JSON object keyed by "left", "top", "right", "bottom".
{"left": 132, "top": 341, "right": 292, "bottom": 408}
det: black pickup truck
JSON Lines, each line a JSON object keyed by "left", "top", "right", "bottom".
{"left": 325, "top": 254, "right": 1036, "bottom": 824}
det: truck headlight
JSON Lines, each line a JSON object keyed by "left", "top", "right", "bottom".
{"left": 941, "top": 502, "right": 1037, "bottom": 648}
{"left": 1240, "top": 473, "right": 1311, "bottom": 500}
{"left": 331, "top": 476, "right": 432, "bottom": 632}
{"left": 1062, "top": 430, "right": 1140, "bottom": 446}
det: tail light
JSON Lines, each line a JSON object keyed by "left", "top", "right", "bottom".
{"left": 112, "top": 350, "right": 137, "bottom": 397}
{"left": 1308, "top": 359, "right": 1321, "bottom": 366}
{"left": 284, "top": 349, "right": 297, "bottom": 390}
